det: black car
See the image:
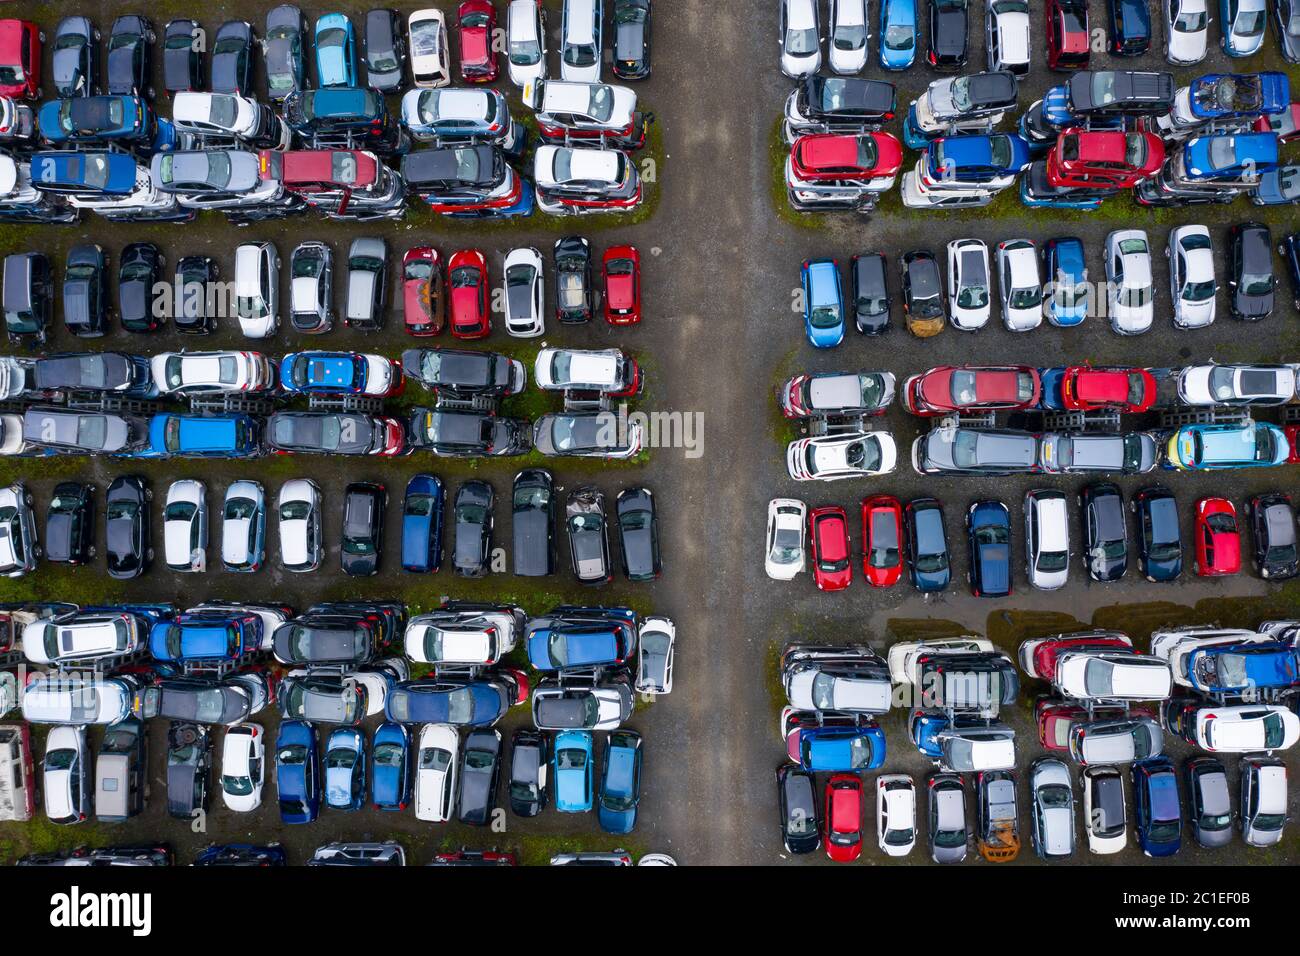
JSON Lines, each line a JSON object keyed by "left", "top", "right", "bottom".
{"left": 165, "top": 722, "right": 211, "bottom": 820}
{"left": 63, "top": 244, "right": 107, "bottom": 338}
{"left": 792, "top": 76, "right": 897, "bottom": 130}
{"left": 265, "top": 5, "right": 309, "bottom": 101}
{"left": 1133, "top": 485, "right": 1181, "bottom": 582}
{"left": 401, "top": 348, "right": 525, "bottom": 397}
{"left": 163, "top": 19, "right": 204, "bottom": 94}
{"left": 777, "top": 764, "right": 820, "bottom": 855}
{"left": 901, "top": 249, "right": 945, "bottom": 331}
{"left": 106, "top": 474, "right": 151, "bottom": 580}
{"left": 363, "top": 8, "right": 406, "bottom": 92}
{"left": 3, "top": 252, "right": 54, "bottom": 346}
{"left": 341, "top": 482, "right": 385, "bottom": 577}
{"left": 1080, "top": 482, "right": 1127, "bottom": 582}
{"left": 453, "top": 480, "right": 494, "bottom": 577}
{"left": 211, "top": 20, "right": 256, "bottom": 95}
{"left": 1279, "top": 0, "right": 1300, "bottom": 63}
{"left": 174, "top": 255, "right": 219, "bottom": 333}
{"left": 1067, "top": 70, "right": 1174, "bottom": 116}
{"left": 1247, "top": 492, "right": 1298, "bottom": 580}
{"left": 1107, "top": 0, "right": 1151, "bottom": 55}
{"left": 554, "top": 236, "right": 595, "bottom": 323}
{"left": 273, "top": 614, "right": 377, "bottom": 666}
{"left": 616, "top": 486, "right": 660, "bottom": 582}
{"left": 851, "top": 252, "right": 890, "bottom": 334}
{"left": 45, "top": 481, "right": 96, "bottom": 565}
{"left": 508, "top": 729, "right": 548, "bottom": 817}
{"left": 1279, "top": 232, "right": 1300, "bottom": 310}
{"left": 409, "top": 408, "right": 531, "bottom": 457}
{"left": 457, "top": 728, "right": 502, "bottom": 826}
{"left": 512, "top": 468, "right": 555, "bottom": 577}
{"left": 118, "top": 242, "right": 163, "bottom": 333}
{"left": 566, "top": 485, "right": 611, "bottom": 584}
{"left": 1229, "top": 222, "right": 1275, "bottom": 320}
{"left": 52, "top": 16, "right": 98, "bottom": 98}
{"left": 267, "top": 412, "right": 391, "bottom": 456}
{"left": 33, "top": 352, "right": 147, "bottom": 394}
{"left": 612, "top": 0, "right": 652, "bottom": 79}
{"left": 106, "top": 16, "right": 154, "bottom": 98}
{"left": 928, "top": 0, "right": 968, "bottom": 69}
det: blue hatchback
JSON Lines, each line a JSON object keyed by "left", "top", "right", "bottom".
{"left": 906, "top": 498, "right": 950, "bottom": 593}
{"left": 1133, "top": 757, "right": 1182, "bottom": 857}
{"left": 1108, "top": 0, "right": 1151, "bottom": 54}
{"left": 401, "top": 474, "right": 444, "bottom": 573}
{"left": 927, "top": 133, "right": 1032, "bottom": 188}
{"left": 280, "top": 351, "right": 372, "bottom": 394}
{"left": 30, "top": 150, "right": 143, "bottom": 197}
{"left": 149, "top": 613, "right": 261, "bottom": 664}
{"left": 370, "top": 721, "right": 411, "bottom": 811}
{"left": 314, "top": 13, "right": 359, "bottom": 88}
{"left": 140, "top": 413, "right": 262, "bottom": 459}
{"left": 966, "top": 500, "right": 1011, "bottom": 598}
{"left": 1042, "top": 237, "right": 1089, "bottom": 326}
{"left": 1180, "top": 131, "right": 1278, "bottom": 182}
{"left": 801, "top": 258, "right": 844, "bottom": 348}
{"left": 324, "top": 727, "right": 367, "bottom": 811}
{"left": 275, "top": 719, "right": 320, "bottom": 825}
{"left": 598, "top": 730, "right": 642, "bottom": 834}
{"left": 554, "top": 730, "right": 594, "bottom": 813}
{"left": 37, "top": 95, "right": 150, "bottom": 145}
{"left": 794, "top": 724, "right": 887, "bottom": 771}
{"left": 879, "top": 0, "right": 918, "bottom": 70}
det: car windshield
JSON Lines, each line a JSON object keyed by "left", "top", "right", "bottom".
{"left": 587, "top": 86, "right": 615, "bottom": 122}
{"left": 834, "top": 23, "right": 867, "bottom": 50}
{"left": 785, "top": 26, "right": 818, "bottom": 55}
{"left": 809, "top": 304, "right": 840, "bottom": 329}
{"left": 509, "top": 27, "right": 541, "bottom": 65}
{"left": 1237, "top": 11, "right": 1265, "bottom": 35}
{"left": 419, "top": 747, "right": 451, "bottom": 771}
{"left": 883, "top": 24, "right": 914, "bottom": 50}
{"left": 1242, "top": 271, "right": 1274, "bottom": 296}
{"left": 411, "top": 20, "right": 443, "bottom": 57}
{"left": 564, "top": 41, "right": 598, "bottom": 68}
{"left": 1175, "top": 7, "right": 1207, "bottom": 31}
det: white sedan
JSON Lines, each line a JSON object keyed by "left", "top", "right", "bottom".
{"left": 151, "top": 350, "right": 274, "bottom": 395}
{"left": 1166, "top": 225, "right": 1216, "bottom": 328}
{"left": 503, "top": 247, "right": 545, "bottom": 337}
{"left": 1106, "top": 229, "right": 1155, "bottom": 334}
{"left": 947, "top": 238, "right": 991, "bottom": 330}
{"left": 765, "top": 498, "right": 807, "bottom": 580}
{"left": 876, "top": 774, "right": 917, "bottom": 857}
{"left": 996, "top": 239, "right": 1042, "bottom": 331}
{"left": 786, "top": 433, "right": 898, "bottom": 481}
{"left": 163, "top": 479, "right": 207, "bottom": 573}
{"left": 414, "top": 722, "right": 459, "bottom": 822}
{"left": 220, "top": 724, "right": 265, "bottom": 813}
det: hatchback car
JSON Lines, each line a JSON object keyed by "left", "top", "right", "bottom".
{"left": 831, "top": 0, "right": 870, "bottom": 72}
{"left": 900, "top": 249, "right": 945, "bottom": 337}
{"left": 45, "top": 481, "right": 95, "bottom": 566}
{"left": 1228, "top": 222, "right": 1275, "bottom": 320}
{"left": 289, "top": 241, "right": 333, "bottom": 334}
{"left": 52, "top": 17, "right": 97, "bottom": 99}
{"left": 341, "top": 482, "right": 385, "bottom": 577}
{"left": 453, "top": 480, "right": 494, "bottom": 577}
{"left": 211, "top": 21, "right": 255, "bottom": 95}
{"left": 554, "top": 729, "right": 594, "bottom": 813}
{"left": 1029, "top": 757, "right": 1075, "bottom": 859}
{"left": 220, "top": 724, "right": 265, "bottom": 813}
{"left": 766, "top": 498, "right": 807, "bottom": 581}
{"left": 275, "top": 719, "right": 319, "bottom": 824}
{"left": 1080, "top": 482, "right": 1128, "bottom": 582}
{"left": 278, "top": 478, "right": 322, "bottom": 573}
{"left": 346, "top": 237, "right": 387, "bottom": 331}
{"left": 905, "top": 497, "right": 950, "bottom": 592}
{"left": 162, "top": 479, "right": 206, "bottom": 573}
{"left": 967, "top": 500, "right": 1011, "bottom": 598}
{"left": 927, "top": 773, "right": 967, "bottom": 864}
{"left": 809, "top": 505, "right": 851, "bottom": 592}
{"left": 264, "top": 6, "right": 307, "bottom": 100}
{"left": 1240, "top": 756, "right": 1287, "bottom": 846}
{"left": 778, "top": 764, "right": 821, "bottom": 855}
{"left": 106, "top": 475, "right": 150, "bottom": 580}
{"left": 509, "top": 729, "right": 548, "bottom": 817}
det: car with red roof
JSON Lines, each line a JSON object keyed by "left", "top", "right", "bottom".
{"left": 0, "top": 21, "right": 41, "bottom": 99}
{"left": 403, "top": 247, "right": 445, "bottom": 336}
{"left": 1046, "top": 0, "right": 1090, "bottom": 70}
{"left": 810, "top": 505, "right": 852, "bottom": 592}
{"left": 903, "top": 365, "right": 1040, "bottom": 416}
{"left": 602, "top": 246, "right": 641, "bottom": 325}
{"left": 1018, "top": 629, "right": 1134, "bottom": 680}
{"left": 267, "top": 149, "right": 406, "bottom": 220}
{"left": 456, "top": 1, "right": 498, "bottom": 83}
{"left": 788, "top": 131, "right": 904, "bottom": 191}
{"left": 861, "top": 495, "right": 904, "bottom": 587}
{"left": 1046, "top": 128, "right": 1164, "bottom": 189}
{"left": 1287, "top": 424, "right": 1300, "bottom": 464}
{"left": 1194, "top": 497, "right": 1240, "bottom": 577}
{"left": 1035, "top": 697, "right": 1088, "bottom": 751}
{"left": 823, "top": 773, "right": 863, "bottom": 862}
{"left": 1060, "top": 365, "right": 1156, "bottom": 413}
{"left": 1255, "top": 104, "right": 1300, "bottom": 145}
{"left": 447, "top": 249, "right": 490, "bottom": 339}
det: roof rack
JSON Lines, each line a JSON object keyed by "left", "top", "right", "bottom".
{"left": 308, "top": 393, "right": 384, "bottom": 414}
{"left": 1040, "top": 409, "right": 1121, "bottom": 433}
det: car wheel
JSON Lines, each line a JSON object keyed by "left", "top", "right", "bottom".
{"left": 32, "top": 546, "right": 42, "bottom": 558}
{"left": 87, "top": 546, "right": 97, "bottom": 558}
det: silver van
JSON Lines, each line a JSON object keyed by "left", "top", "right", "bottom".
{"left": 95, "top": 716, "right": 147, "bottom": 822}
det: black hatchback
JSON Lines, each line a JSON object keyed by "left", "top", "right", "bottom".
{"left": 63, "top": 244, "right": 108, "bottom": 338}
{"left": 616, "top": 486, "right": 661, "bottom": 582}
{"left": 106, "top": 16, "right": 155, "bottom": 98}
{"left": 512, "top": 468, "right": 555, "bottom": 577}
{"left": 777, "top": 764, "right": 820, "bottom": 855}
{"left": 173, "top": 255, "right": 219, "bottom": 333}
{"left": 1080, "top": 482, "right": 1127, "bottom": 582}
{"left": 453, "top": 479, "right": 494, "bottom": 577}
{"left": 928, "top": 0, "right": 968, "bottom": 69}
{"left": 163, "top": 19, "right": 204, "bottom": 94}
{"left": 851, "top": 252, "right": 891, "bottom": 334}
{"left": 554, "top": 236, "right": 594, "bottom": 323}
{"left": 117, "top": 242, "right": 163, "bottom": 333}
{"left": 106, "top": 474, "right": 151, "bottom": 579}
{"left": 1229, "top": 222, "right": 1275, "bottom": 320}
{"left": 363, "top": 8, "right": 406, "bottom": 92}
{"left": 45, "top": 481, "right": 96, "bottom": 565}
{"left": 1247, "top": 492, "right": 1298, "bottom": 580}
{"left": 341, "top": 482, "right": 386, "bottom": 577}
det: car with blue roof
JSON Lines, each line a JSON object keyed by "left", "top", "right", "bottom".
{"left": 384, "top": 672, "right": 524, "bottom": 727}
{"left": 274, "top": 719, "right": 320, "bottom": 825}
{"left": 908, "top": 711, "right": 1017, "bottom": 771}
{"left": 1167, "top": 73, "right": 1289, "bottom": 130}
{"left": 800, "top": 258, "right": 844, "bottom": 348}
{"left": 878, "top": 0, "right": 918, "bottom": 70}
{"left": 598, "top": 730, "right": 642, "bottom": 834}
{"left": 37, "top": 95, "right": 151, "bottom": 145}
{"left": 314, "top": 13, "right": 359, "bottom": 88}
{"left": 1133, "top": 757, "right": 1182, "bottom": 857}
{"left": 370, "top": 721, "right": 411, "bottom": 811}
{"left": 525, "top": 612, "right": 635, "bottom": 671}
{"left": 784, "top": 711, "right": 887, "bottom": 771}
{"left": 553, "top": 729, "right": 594, "bottom": 813}
{"left": 141, "top": 413, "right": 263, "bottom": 459}
{"left": 149, "top": 611, "right": 264, "bottom": 664}
{"left": 323, "top": 727, "right": 366, "bottom": 811}
{"left": 1107, "top": 0, "right": 1152, "bottom": 54}
{"left": 1174, "top": 131, "right": 1278, "bottom": 184}
{"left": 1042, "top": 238, "right": 1089, "bottom": 326}
{"left": 1165, "top": 421, "right": 1289, "bottom": 470}
{"left": 923, "top": 133, "right": 1031, "bottom": 191}
{"left": 279, "top": 350, "right": 401, "bottom": 397}
{"left": 401, "top": 474, "right": 444, "bottom": 573}
{"left": 29, "top": 151, "right": 145, "bottom": 198}
{"left": 1176, "top": 639, "right": 1298, "bottom": 694}
{"left": 966, "top": 500, "right": 1011, "bottom": 598}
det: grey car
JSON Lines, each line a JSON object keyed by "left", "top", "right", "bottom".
{"left": 53, "top": 16, "right": 99, "bottom": 98}
{"left": 346, "top": 237, "right": 388, "bottom": 331}
{"left": 1039, "top": 432, "right": 1158, "bottom": 475}
{"left": 1069, "top": 716, "right": 1164, "bottom": 766}
{"left": 533, "top": 411, "right": 641, "bottom": 459}
{"left": 566, "top": 486, "right": 611, "bottom": 584}
{"left": 453, "top": 479, "right": 494, "bottom": 577}
{"left": 363, "top": 9, "right": 407, "bottom": 92}
{"left": 512, "top": 468, "right": 555, "bottom": 577}
{"left": 927, "top": 772, "right": 968, "bottom": 864}
{"left": 531, "top": 675, "right": 634, "bottom": 731}
{"left": 265, "top": 5, "right": 308, "bottom": 101}
{"left": 1185, "top": 757, "right": 1234, "bottom": 848}
{"left": 22, "top": 407, "right": 146, "bottom": 454}
{"left": 1240, "top": 756, "right": 1288, "bottom": 847}
{"left": 267, "top": 412, "right": 387, "bottom": 456}
{"left": 912, "top": 427, "right": 1040, "bottom": 476}
{"left": 1030, "top": 757, "right": 1076, "bottom": 860}
{"left": 279, "top": 673, "right": 366, "bottom": 726}
{"left": 165, "top": 722, "right": 211, "bottom": 820}
{"left": 616, "top": 486, "right": 660, "bottom": 582}
{"left": 457, "top": 728, "right": 502, "bottom": 826}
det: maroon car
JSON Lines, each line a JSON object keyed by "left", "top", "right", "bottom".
{"left": 902, "top": 365, "right": 1041, "bottom": 416}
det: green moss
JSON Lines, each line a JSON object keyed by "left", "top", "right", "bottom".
{"left": 768, "top": 117, "right": 829, "bottom": 231}
{"left": 0, "top": 562, "right": 126, "bottom": 607}
{"left": 0, "top": 816, "right": 106, "bottom": 863}
{"left": 514, "top": 833, "right": 648, "bottom": 867}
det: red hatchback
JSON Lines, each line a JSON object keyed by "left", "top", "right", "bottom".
{"left": 861, "top": 495, "right": 903, "bottom": 587}
{"left": 1060, "top": 366, "right": 1156, "bottom": 413}
{"left": 403, "top": 247, "right": 445, "bottom": 336}
{"left": 810, "top": 505, "right": 852, "bottom": 592}
{"left": 823, "top": 773, "right": 863, "bottom": 862}
{"left": 602, "top": 245, "right": 641, "bottom": 325}
{"left": 448, "top": 249, "right": 490, "bottom": 339}
{"left": 789, "top": 132, "right": 903, "bottom": 189}
{"left": 456, "top": 0, "right": 498, "bottom": 82}
{"left": 1046, "top": 128, "right": 1164, "bottom": 189}
{"left": 903, "top": 365, "right": 1041, "bottom": 416}
{"left": 1046, "top": 0, "right": 1090, "bottom": 70}
{"left": 1194, "top": 497, "right": 1240, "bottom": 577}
{"left": 0, "top": 20, "right": 41, "bottom": 99}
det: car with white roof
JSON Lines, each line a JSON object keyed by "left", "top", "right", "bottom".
{"left": 534, "top": 347, "right": 639, "bottom": 395}
{"left": 875, "top": 773, "right": 916, "bottom": 857}
{"left": 506, "top": 0, "right": 548, "bottom": 87}
{"left": 1164, "top": 0, "right": 1209, "bottom": 64}
{"left": 42, "top": 725, "right": 90, "bottom": 826}
{"left": 1166, "top": 224, "right": 1217, "bottom": 328}
{"left": 172, "top": 91, "right": 291, "bottom": 150}
{"left": 219, "top": 723, "right": 265, "bottom": 812}
{"left": 1176, "top": 363, "right": 1297, "bottom": 406}
{"left": 408, "top": 9, "right": 451, "bottom": 88}
{"left": 1194, "top": 704, "right": 1300, "bottom": 753}
{"left": 561, "top": 0, "right": 604, "bottom": 82}
{"left": 1106, "top": 229, "right": 1155, "bottom": 334}
{"left": 503, "top": 247, "right": 545, "bottom": 337}
{"left": 1240, "top": 756, "right": 1287, "bottom": 846}
{"left": 21, "top": 674, "right": 141, "bottom": 726}
{"left": 234, "top": 242, "right": 280, "bottom": 338}
{"left": 1055, "top": 651, "right": 1173, "bottom": 702}
{"left": 22, "top": 611, "right": 147, "bottom": 667}
{"left": 995, "top": 239, "right": 1042, "bottom": 331}
{"left": 635, "top": 617, "right": 675, "bottom": 695}
{"left": 0, "top": 483, "right": 38, "bottom": 578}
{"left": 276, "top": 478, "right": 322, "bottom": 573}
{"left": 829, "top": 0, "right": 869, "bottom": 73}
{"left": 887, "top": 636, "right": 995, "bottom": 686}
{"left": 404, "top": 605, "right": 524, "bottom": 666}
{"left": 1025, "top": 489, "right": 1069, "bottom": 590}
{"left": 782, "top": 643, "right": 892, "bottom": 715}
{"left": 787, "top": 433, "right": 898, "bottom": 481}
{"left": 986, "top": 0, "right": 1031, "bottom": 76}
{"left": 525, "top": 79, "right": 638, "bottom": 141}
{"left": 152, "top": 351, "right": 274, "bottom": 396}
{"left": 1029, "top": 757, "right": 1075, "bottom": 859}
{"left": 221, "top": 480, "right": 265, "bottom": 573}
{"left": 533, "top": 145, "right": 642, "bottom": 212}
{"left": 414, "top": 722, "right": 459, "bottom": 821}
{"left": 778, "top": 372, "right": 896, "bottom": 418}
{"left": 780, "top": 0, "right": 822, "bottom": 78}
{"left": 947, "top": 238, "right": 991, "bottom": 330}
{"left": 163, "top": 479, "right": 207, "bottom": 573}
{"left": 765, "top": 497, "right": 807, "bottom": 580}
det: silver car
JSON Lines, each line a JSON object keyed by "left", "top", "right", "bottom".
{"left": 1240, "top": 756, "right": 1288, "bottom": 847}
{"left": 1030, "top": 757, "right": 1075, "bottom": 859}
{"left": 927, "top": 772, "right": 968, "bottom": 864}
{"left": 346, "top": 237, "right": 387, "bottom": 331}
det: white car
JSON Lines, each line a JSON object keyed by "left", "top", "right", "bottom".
{"left": 765, "top": 498, "right": 806, "bottom": 580}
{"left": 786, "top": 432, "right": 898, "bottom": 481}
{"left": 1150, "top": 626, "right": 1268, "bottom": 687}
{"left": 163, "top": 479, "right": 207, "bottom": 573}
{"left": 172, "top": 91, "right": 291, "bottom": 150}
{"left": 887, "top": 636, "right": 995, "bottom": 686}
{"left": 1080, "top": 766, "right": 1126, "bottom": 854}
{"left": 404, "top": 609, "right": 521, "bottom": 665}
{"left": 533, "top": 144, "right": 635, "bottom": 196}
{"left": 0, "top": 483, "right": 39, "bottom": 577}
{"left": 996, "top": 239, "right": 1042, "bottom": 331}
{"left": 780, "top": 0, "right": 822, "bottom": 77}
{"left": 875, "top": 774, "right": 917, "bottom": 857}
{"left": 233, "top": 242, "right": 280, "bottom": 338}
{"left": 1025, "top": 489, "right": 1069, "bottom": 590}
{"left": 560, "top": 0, "right": 604, "bottom": 82}
{"left": 221, "top": 480, "right": 265, "bottom": 573}
{"left": 635, "top": 617, "right": 675, "bottom": 695}
{"left": 1194, "top": 705, "right": 1300, "bottom": 752}
{"left": 289, "top": 242, "right": 332, "bottom": 333}
{"left": 534, "top": 347, "right": 634, "bottom": 393}
{"left": 414, "top": 722, "right": 459, "bottom": 821}
{"left": 525, "top": 79, "right": 638, "bottom": 138}
{"left": 277, "top": 478, "right": 322, "bottom": 572}
{"left": 503, "top": 247, "right": 545, "bottom": 337}
{"left": 900, "top": 169, "right": 996, "bottom": 209}
{"left": 1176, "top": 364, "right": 1297, "bottom": 406}
{"left": 828, "top": 0, "right": 869, "bottom": 73}
{"left": 1164, "top": 0, "right": 1209, "bottom": 63}
{"left": 0, "top": 413, "right": 26, "bottom": 455}
{"left": 986, "top": 0, "right": 1030, "bottom": 76}
{"left": 43, "top": 725, "right": 90, "bottom": 826}
{"left": 220, "top": 724, "right": 265, "bottom": 813}
{"left": 1105, "top": 229, "right": 1154, "bottom": 334}
{"left": 947, "top": 238, "right": 991, "bottom": 330}
{"left": 506, "top": 0, "right": 548, "bottom": 87}
{"left": 408, "top": 9, "right": 451, "bottom": 87}
{"left": 151, "top": 351, "right": 274, "bottom": 395}
{"left": 22, "top": 612, "right": 145, "bottom": 667}
{"left": 1166, "top": 225, "right": 1216, "bottom": 328}
{"left": 1055, "top": 651, "right": 1173, "bottom": 702}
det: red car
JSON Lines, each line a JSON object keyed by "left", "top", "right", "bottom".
{"left": 1034, "top": 697, "right": 1088, "bottom": 751}
{"left": 903, "top": 365, "right": 1041, "bottom": 416}
{"left": 1046, "top": 0, "right": 1090, "bottom": 70}
{"left": 456, "top": 0, "right": 498, "bottom": 82}
{"left": 447, "top": 249, "right": 490, "bottom": 339}
{"left": 822, "top": 773, "right": 863, "bottom": 862}
{"left": 1046, "top": 128, "right": 1164, "bottom": 189}
{"left": 1060, "top": 366, "right": 1156, "bottom": 413}
{"left": 1194, "top": 497, "right": 1240, "bottom": 577}
{"left": 1286, "top": 424, "right": 1300, "bottom": 463}
{"left": 602, "top": 245, "right": 641, "bottom": 325}
{"left": 789, "top": 132, "right": 903, "bottom": 189}
{"left": 809, "top": 505, "right": 851, "bottom": 592}
{"left": 1018, "top": 630, "right": 1133, "bottom": 680}
{"left": 861, "top": 495, "right": 903, "bottom": 587}
{"left": 1255, "top": 104, "right": 1300, "bottom": 144}
{"left": 0, "top": 20, "right": 41, "bottom": 99}
{"left": 402, "top": 246, "right": 445, "bottom": 336}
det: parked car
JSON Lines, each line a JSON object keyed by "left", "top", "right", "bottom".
{"left": 44, "top": 481, "right": 95, "bottom": 566}
{"left": 766, "top": 498, "right": 806, "bottom": 580}
{"left": 264, "top": 6, "right": 308, "bottom": 100}
{"left": 779, "top": 0, "right": 821, "bottom": 77}
{"left": 1133, "top": 758, "right": 1182, "bottom": 857}
{"left": 106, "top": 475, "right": 150, "bottom": 579}
{"left": 905, "top": 497, "right": 950, "bottom": 592}
{"left": 43, "top": 725, "right": 90, "bottom": 825}
{"left": 275, "top": 719, "right": 319, "bottom": 824}
{"left": 967, "top": 500, "right": 1011, "bottom": 598}
{"left": 162, "top": 479, "right": 206, "bottom": 573}
{"left": 453, "top": 480, "right": 493, "bottom": 577}
{"left": 1080, "top": 482, "right": 1128, "bottom": 582}
{"left": 221, "top": 480, "right": 265, "bottom": 573}
{"left": 220, "top": 723, "right": 265, "bottom": 812}
{"left": 166, "top": 722, "right": 211, "bottom": 821}
{"left": 778, "top": 764, "right": 820, "bottom": 855}
{"left": 1240, "top": 756, "right": 1287, "bottom": 846}
{"left": 1082, "top": 765, "right": 1127, "bottom": 853}
{"left": 413, "top": 723, "right": 457, "bottom": 821}
{"left": 1134, "top": 485, "right": 1182, "bottom": 581}
{"left": 927, "top": 773, "right": 967, "bottom": 864}
{"left": 508, "top": 729, "right": 548, "bottom": 817}
{"left": 1228, "top": 222, "right": 1275, "bottom": 320}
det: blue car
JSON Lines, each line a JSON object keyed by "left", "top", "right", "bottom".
{"left": 324, "top": 727, "right": 366, "bottom": 811}
{"left": 1220, "top": 0, "right": 1268, "bottom": 56}
{"left": 1133, "top": 758, "right": 1182, "bottom": 857}
{"left": 553, "top": 730, "right": 594, "bottom": 813}
{"left": 1166, "top": 421, "right": 1289, "bottom": 470}
{"left": 148, "top": 613, "right": 262, "bottom": 664}
{"left": 279, "top": 351, "right": 385, "bottom": 395}
{"left": 37, "top": 95, "right": 150, "bottom": 145}
{"left": 370, "top": 721, "right": 411, "bottom": 811}
{"left": 905, "top": 498, "right": 950, "bottom": 593}
{"left": 526, "top": 622, "right": 631, "bottom": 671}
{"left": 597, "top": 730, "right": 642, "bottom": 834}
{"left": 801, "top": 258, "right": 844, "bottom": 348}
{"left": 401, "top": 474, "right": 444, "bottom": 573}
{"left": 790, "top": 723, "right": 887, "bottom": 771}
{"left": 926, "top": 133, "right": 1032, "bottom": 189}
{"left": 193, "top": 844, "right": 287, "bottom": 866}
{"left": 314, "top": 13, "right": 359, "bottom": 88}
{"left": 275, "top": 720, "right": 320, "bottom": 825}
{"left": 29, "top": 150, "right": 144, "bottom": 198}
{"left": 1184, "top": 73, "right": 1289, "bottom": 122}
{"left": 1179, "top": 640, "right": 1299, "bottom": 694}
{"left": 966, "top": 500, "right": 1011, "bottom": 598}
{"left": 1107, "top": 0, "right": 1151, "bottom": 54}
{"left": 1019, "top": 163, "right": 1107, "bottom": 210}
{"left": 1252, "top": 164, "right": 1300, "bottom": 205}
{"left": 1134, "top": 486, "right": 1182, "bottom": 582}
{"left": 140, "top": 414, "right": 263, "bottom": 459}
{"left": 1037, "top": 366, "right": 1067, "bottom": 409}
{"left": 384, "top": 678, "right": 512, "bottom": 727}
{"left": 1179, "top": 131, "right": 1278, "bottom": 182}
{"left": 1042, "top": 237, "right": 1089, "bottom": 326}
{"left": 879, "top": 0, "right": 918, "bottom": 70}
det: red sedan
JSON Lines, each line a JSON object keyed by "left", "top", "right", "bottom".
{"left": 456, "top": 0, "right": 498, "bottom": 83}
{"left": 1045, "top": 0, "right": 1090, "bottom": 70}
{"left": 447, "top": 249, "right": 490, "bottom": 339}
{"left": 861, "top": 495, "right": 903, "bottom": 587}
{"left": 823, "top": 773, "right": 863, "bottom": 862}
{"left": 602, "top": 245, "right": 641, "bottom": 325}
{"left": 0, "top": 20, "right": 41, "bottom": 99}
{"left": 1286, "top": 424, "right": 1300, "bottom": 464}
{"left": 1194, "top": 497, "right": 1240, "bottom": 577}
{"left": 789, "top": 132, "right": 903, "bottom": 189}
{"left": 1046, "top": 128, "right": 1164, "bottom": 189}
{"left": 810, "top": 505, "right": 851, "bottom": 592}
{"left": 402, "top": 246, "right": 445, "bottom": 336}
{"left": 1060, "top": 366, "right": 1156, "bottom": 413}
{"left": 903, "top": 365, "right": 1041, "bottom": 416}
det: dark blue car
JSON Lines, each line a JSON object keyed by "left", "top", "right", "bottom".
{"left": 1133, "top": 757, "right": 1181, "bottom": 857}
{"left": 792, "top": 724, "right": 887, "bottom": 772}
{"left": 1107, "top": 0, "right": 1151, "bottom": 54}
{"left": 401, "top": 474, "right": 444, "bottom": 573}
{"left": 370, "top": 721, "right": 411, "bottom": 811}
{"left": 597, "top": 730, "right": 642, "bottom": 834}
{"left": 1179, "top": 640, "right": 1300, "bottom": 694}
{"left": 966, "top": 500, "right": 1011, "bottom": 598}
{"left": 149, "top": 612, "right": 262, "bottom": 664}
{"left": 906, "top": 497, "right": 950, "bottom": 592}
{"left": 37, "top": 95, "right": 151, "bottom": 145}
{"left": 1184, "top": 73, "right": 1289, "bottom": 122}
{"left": 275, "top": 719, "right": 320, "bottom": 825}
{"left": 1134, "top": 486, "right": 1182, "bottom": 582}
